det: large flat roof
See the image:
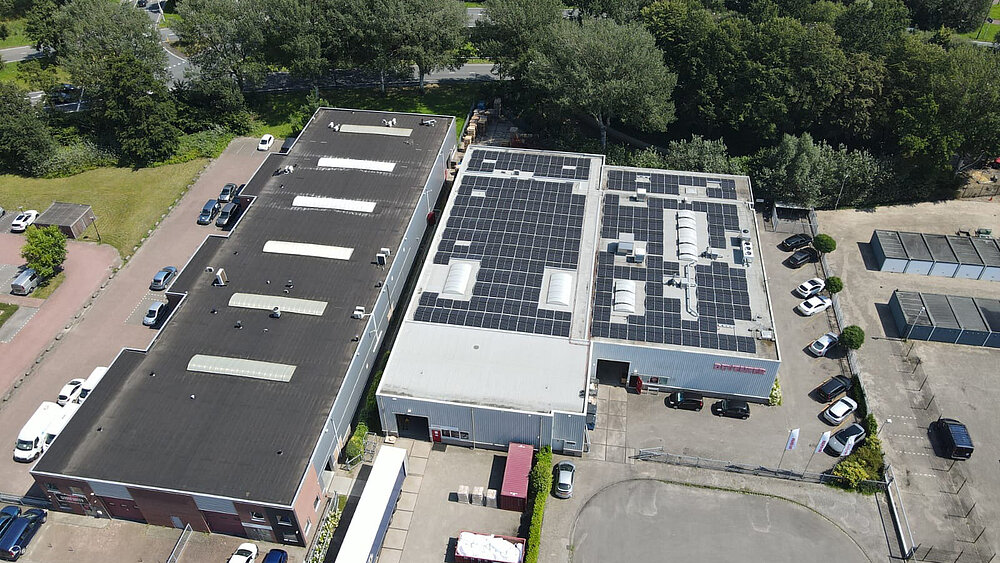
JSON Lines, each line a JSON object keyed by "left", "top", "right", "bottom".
{"left": 34, "top": 109, "right": 453, "bottom": 505}
{"left": 378, "top": 147, "right": 778, "bottom": 415}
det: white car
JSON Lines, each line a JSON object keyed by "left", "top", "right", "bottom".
{"left": 808, "top": 332, "right": 839, "bottom": 356}
{"left": 822, "top": 397, "right": 858, "bottom": 425}
{"left": 228, "top": 542, "right": 258, "bottom": 563}
{"left": 10, "top": 210, "right": 39, "bottom": 232}
{"left": 257, "top": 134, "right": 274, "bottom": 151}
{"left": 794, "top": 277, "right": 825, "bottom": 298}
{"left": 57, "top": 378, "right": 86, "bottom": 406}
{"left": 797, "top": 295, "right": 832, "bottom": 316}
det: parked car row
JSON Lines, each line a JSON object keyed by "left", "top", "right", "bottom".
{"left": 227, "top": 542, "right": 287, "bottom": 563}
{"left": 779, "top": 233, "right": 821, "bottom": 268}
{"left": 665, "top": 392, "right": 751, "bottom": 420}
{"left": 198, "top": 183, "right": 244, "bottom": 227}
{"left": 13, "top": 367, "right": 106, "bottom": 462}
{"left": 0, "top": 506, "right": 46, "bottom": 561}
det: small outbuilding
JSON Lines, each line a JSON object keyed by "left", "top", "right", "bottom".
{"left": 34, "top": 202, "right": 97, "bottom": 239}
{"left": 499, "top": 443, "right": 533, "bottom": 512}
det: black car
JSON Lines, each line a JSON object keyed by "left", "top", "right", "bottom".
{"left": 136, "top": 0, "right": 147, "bottom": 6}
{"left": 816, "top": 375, "right": 851, "bottom": 402}
{"left": 932, "top": 418, "right": 974, "bottom": 459}
{"left": 712, "top": 399, "right": 750, "bottom": 419}
{"left": 788, "top": 247, "right": 819, "bottom": 268}
{"left": 780, "top": 233, "right": 813, "bottom": 251}
{"left": 665, "top": 391, "right": 703, "bottom": 411}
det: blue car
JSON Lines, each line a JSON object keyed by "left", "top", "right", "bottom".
{"left": 0, "top": 508, "right": 46, "bottom": 561}
{"left": 262, "top": 549, "right": 288, "bottom": 563}
{"left": 0, "top": 507, "right": 19, "bottom": 542}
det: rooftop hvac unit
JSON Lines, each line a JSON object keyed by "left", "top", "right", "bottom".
{"left": 635, "top": 188, "right": 648, "bottom": 201}
{"left": 380, "top": 247, "right": 392, "bottom": 256}
{"left": 617, "top": 233, "right": 635, "bottom": 256}
{"left": 741, "top": 240, "right": 754, "bottom": 266}
{"left": 352, "top": 306, "right": 366, "bottom": 319}
{"left": 328, "top": 122, "right": 341, "bottom": 131}
{"left": 634, "top": 244, "right": 646, "bottom": 263}
{"left": 375, "top": 253, "right": 387, "bottom": 266}
{"left": 213, "top": 268, "right": 228, "bottom": 286}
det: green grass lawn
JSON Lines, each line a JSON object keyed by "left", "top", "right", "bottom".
{"left": 250, "top": 82, "right": 484, "bottom": 141}
{"left": 0, "top": 302, "right": 18, "bottom": 330}
{"left": 0, "top": 18, "right": 30, "bottom": 49}
{"left": 32, "top": 270, "right": 65, "bottom": 300}
{"left": 0, "top": 59, "right": 71, "bottom": 90}
{"left": 959, "top": 4, "right": 1000, "bottom": 42}
{"left": 160, "top": 12, "right": 182, "bottom": 28}
{"left": 0, "top": 159, "right": 207, "bottom": 257}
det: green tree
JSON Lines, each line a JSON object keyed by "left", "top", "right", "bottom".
{"left": 474, "top": 0, "right": 563, "bottom": 81}
{"left": 97, "top": 53, "right": 181, "bottom": 166}
{"left": 20, "top": 225, "right": 68, "bottom": 280}
{"left": 25, "top": 0, "right": 62, "bottom": 53}
{"left": 813, "top": 233, "right": 837, "bottom": 253}
{"left": 825, "top": 276, "right": 843, "bottom": 294}
{"left": 832, "top": 458, "right": 868, "bottom": 488}
{"left": 16, "top": 58, "right": 60, "bottom": 93}
{"left": 328, "top": 0, "right": 410, "bottom": 94}
{"left": 175, "top": 0, "right": 268, "bottom": 90}
{"left": 401, "top": 0, "right": 469, "bottom": 92}
{"left": 834, "top": 0, "right": 908, "bottom": 56}
{"left": 524, "top": 19, "right": 677, "bottom": 150}
{"left": 0, "top": 82, "right": 57, "bottom": 176}
{"left": 55, "top": 0, "right": 167, "bottom": 93}
{"left": 904, "top": 0, "right": 992, "bottom": 33}
{"left": 174, "top": 75, "right": 254, "bottom": 133}
{"left": 662, "top": 135, "right": 746, "bottom": 175}
{"left": 576, "top": 0, "right": 653, "bottom": 22}
{"left": 0, "top": 23, "right": 9, "bottom": 41}
{"left": 840, "top": 325, "right": 865, "bottom": 349}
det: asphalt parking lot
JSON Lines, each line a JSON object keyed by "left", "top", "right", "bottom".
{"left": 817, "top": 199, "right": 1000, "bottom": 561}
{"left": 538, "top": 456, "right": 891, "bottom": 563}
{"left": 622, "top": 222, "right": 856, "bottom": 474}
{"left": 0, "top": 138, "right": 269, "bottom": 497}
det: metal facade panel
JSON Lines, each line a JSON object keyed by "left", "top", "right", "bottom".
{"left": 551, "top": 411, "right": 586, "bottom": 452}
{"left": 971, "top": 238, "right": 1000, "bottom": 267}
{"left": 898, "top": 232, "right": 932, "bottom": 261}
{"left": 473, "top": 408, "right": 545, "bottom": 449}
{"left": 923, "top": 234, "right": 957, "bottom": 263}
{"left": 904, "top": 260, "right": 933, "bottom": 275}
{"left": 981, "top": 266, "right": 1000, "bottom": 282}
{"left": 948, "top": 296, "right": 987, "bottom": 331}
{"left": 956, "top": 331, "right": 989, "bottom": 346}
{"left": 378, "top": 396, "right": 476, "bottom": 434}
{"left": 955, "top": 264, "right": 985, "bottom": 279}
{"left": 873, "top": 230, "right": 907, "bottom": 260}
{"left": 986, "top": 333, "right": 1000, "bottom": 348}
{"left": 929, "top": 262, "right": 958, "bottom": 277}
{"left": 590, "top": 341, "right": 778, "bottom": 401}
{"left": 193, "top": 495, "right": 237, "bottom": 515}
{"left": 922, "top": 293, "right": 959, "bottom": 329}
{"left": 88, "top": 480, "right": 133, "bottom": 500}
{"left": 928, "top": 327, "right": 961, "bottom": 343}
{"left": 948, "top": 236, "right": 982, "bottom": 265}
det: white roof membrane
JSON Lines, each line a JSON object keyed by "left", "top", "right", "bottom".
{"left": 187, "top": 355, "right": 296, "bottom": 382}
{"left": 317, "top": 157, "right": 396, "bottom": 173}
{"left": 228, "top": 293, "right": 328, "bottom": 316}
{"left": 292, "top": 196, "right": 377, "bottom": 213}
{"left": 263, "top": 241, "right": 354, "bottom": 260}
{"left": 338, "top": 123, "right": 413, "bottom": 137}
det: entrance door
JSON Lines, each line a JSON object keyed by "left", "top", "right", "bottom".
{"left": 430, "top": 428, "right": 442, "bottom": 442}
{"left": 596, "top": 359, "right": 630, "bottom": 386}
{"left": 395, "top": 414, "right": 430, "bottom": 440}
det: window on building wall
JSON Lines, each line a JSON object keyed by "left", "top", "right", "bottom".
{"left": 277, "top": 514, "right": 293, "bottom": 526}
{"left": 460, "top": 431, "right": 469, "bottom": 439}
{"left": 313, "top": 495, "right": 321, "bottom": 511}
{"left": 282, "top": 533, "right": 298, "bottom": 543}
{"left": 57, "top": 501, "right": 74, "bottom": 510}
{"left": 250, "top": 511, "right": 265, "bottom": 522}
{"left": 304, "top": 519, "right": 312, "bottom": 535}
{"left": 45, "top": 482, "right": 59, "bottom": 492}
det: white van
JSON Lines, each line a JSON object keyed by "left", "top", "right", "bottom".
{"left": 75, "top": 366, "right": 108, "bottom": 404}
{"left": 13, "top": 402, "right": 60, "bottom": 462}
{"left": 40, "top": 403, "right": 80, "bottom": 453}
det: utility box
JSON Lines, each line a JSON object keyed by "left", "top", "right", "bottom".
{"left": 499, "top": 443, "right": 532, "bottom": 512}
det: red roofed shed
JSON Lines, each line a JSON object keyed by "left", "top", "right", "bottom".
{"left": 499, "top": 442, "right": 533, "bottom": 512}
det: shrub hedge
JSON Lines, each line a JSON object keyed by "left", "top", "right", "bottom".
{"left": 525, "top": 446, "right": 553, "bottom": 563}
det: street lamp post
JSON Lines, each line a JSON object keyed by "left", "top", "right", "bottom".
{"left": 834, "top": 173, "right": 850, "bottom": 210}
{"left": 877, "top": 418, "right": 893, "bottom": 437}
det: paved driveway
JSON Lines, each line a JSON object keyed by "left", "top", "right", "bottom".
{"left": 0, "top": 138, "right": 270, "bottom": 496}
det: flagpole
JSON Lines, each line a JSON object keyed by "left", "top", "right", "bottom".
{"left": 803, "top": 448, "right": 817, "bottom": 474}
{"left": 777, "top": 447, "right": 788, "bottom": 470}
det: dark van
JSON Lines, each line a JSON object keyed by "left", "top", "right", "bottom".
{"left": 216, "top": 202, "right": 240, "bottom": 228}
{"left": 0, "top": 508, "right": 45, "bottom": 561}
{"left": 933, "top": 418, "right": 974, "bottom": 459}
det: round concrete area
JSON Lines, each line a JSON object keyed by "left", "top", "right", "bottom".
{"left": 571, "top": 480, "right": 870, "bottom": 563}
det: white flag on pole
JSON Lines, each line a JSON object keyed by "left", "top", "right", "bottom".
{"left": 815, "top": 431, "right": 831, "bottom": 454}
{"left": 840, "top": 434, "right": 857, "bottom": 457}
{"left": 785, "top": 428, "right": 800, "bottom": 451}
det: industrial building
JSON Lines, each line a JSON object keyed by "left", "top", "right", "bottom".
{"left": 888, "top": 290, "right": 1000, "bottom": 347}
{"left": 376, "top": 147, "right": 780, "bottom": 455}
{"left": 869, "top": 230, "right": 1000, "bottom": 281}
{"left": 31, "top": 109, "right": 456, "bottom": 544}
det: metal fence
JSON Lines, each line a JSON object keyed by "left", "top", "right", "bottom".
{"left": 0, "top": 492, "right": 50, "bottom": 509}
{"left": 165, "top": 524, "right": 192, "bottom": 563}
{"left": 633, "top": 447, "right": 886, "bottom": 491}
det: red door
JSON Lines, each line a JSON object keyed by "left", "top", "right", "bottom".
{"left": 431, "top": 428, "right": 441, "bottom": 442}
{"left": 634, "top": 376, "right": 643, "bottom": 393}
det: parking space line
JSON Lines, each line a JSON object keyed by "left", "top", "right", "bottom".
{"left": 899, "top": 450, "right": 930, "bottom": 456}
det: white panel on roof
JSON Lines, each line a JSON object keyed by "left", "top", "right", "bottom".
{"left": 229, "top": 293, "right": 327, "bottom": 316}
{"left": 317, "top": 157, "right": 396, "bottom": 173}
{"left": 338, "top": 123, "right": 413, "bottom": 137}
{"left": 292, "top": 196, "right": 377, "bottom": 213}
{"left": 442, "top": 262, "right": 473, "bottom": 296}
{"left": 187, "top": 355, "right": 296, "bottom": 382}
{"left": 613, "top": 280, "right": 637, "bottom": 313}
{"left": 547, "top": 272, "right": 574, "bottom": 307}
{"left": 263, "top": 240, "right": 353, "bottom": 260}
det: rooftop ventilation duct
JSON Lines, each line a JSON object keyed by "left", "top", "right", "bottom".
{"left": 442, "top": 262, "right": 474, "bottom": 296}
{"left": 613, "top": 280, "right": 637, "bottom": 313}
{"left": 677, "top": 210, "right": 699, "bottom": 262}
{"left": 546, "top": 272, "right": 573, "bottom": 307}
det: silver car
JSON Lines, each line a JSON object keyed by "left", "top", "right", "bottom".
{"left": 553, "top": 461, "right": 575, "bottom": 499}
{"left": 808, "top": 332, "right": 838, "bottom": 356}
{"left": 143, "top": 301, "right": 167, "bottom": 327}
{"left": 822, "top": 397, "right": 858, "bottom": 425}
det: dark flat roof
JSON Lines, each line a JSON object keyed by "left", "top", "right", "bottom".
{"left": 34, "top": 109, "right": 452, "bottom": 505}
{"left": 36, "top": 202, "right": 93, "bottom": 225}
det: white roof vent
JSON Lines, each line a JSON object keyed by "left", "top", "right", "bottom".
{"left": 442, "top": 262, "right": 474, "bottom": 296}
{"left": 546, "top": 273, "right": 573, "bottom": 307}
{"left": 677, "top": 210, "right": 699, "bottom": 262}
{"left": 613, "top": 280, "right": 637, "bottom": 313}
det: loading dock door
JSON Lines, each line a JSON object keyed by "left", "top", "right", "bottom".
{"left": 395, "top": 414, "right": 430, "bottom": 441}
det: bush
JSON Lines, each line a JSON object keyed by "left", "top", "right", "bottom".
{"left": 155, "top": 127, "right": 234, "bottom": 166}
{"left": 813, "top": 233, "right": 837, "bottom": 253}
{"left": 831, "top": 413, "right": 885, "bottom": 493}
{"left": 840, "top": 325, "right": 865, "bottom": 350}
{"left": 768, "top": 377, "right": 782, "bottom": 406}
{"left": 525, "top": 446, "right": 553, "bottom": 563}
{"left": 825, "top": 276, "right": 843, "bottom": 294}
{"left": 832, "top": 459, "right": 867, "bottom": 488}
{"left": 343, "top": 421, "right": 368, "bottom": 461}
{"left": 37, "top": 141, "right": 118, "bottom": 178}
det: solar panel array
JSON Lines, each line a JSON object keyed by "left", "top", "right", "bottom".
{"left": 606, "top": 169, "right": 738, "bottom": 200}
{"left": 466, "top": 150, "right": 592, "bottom": 180}
{"left": 413, "top": 175, "right": 586, "bottom": 337}
{"left": 592, "top": 193, "right": 757, "bottom": 354}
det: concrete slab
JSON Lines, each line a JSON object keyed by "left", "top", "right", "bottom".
{"left": 585, "top": 443, "right": 606, "bottom": 461}
{"left": 0, "top": 305, "right": 38, "bottom": 343}
{"left": 604, "top": 415, "right": 625, "bottom": 432}
{"left": 605, "top": 445, "right": 626, "bottom": 463}
{"left": 397, "top": 491, "right": 418, "bottom": 511}
{"left": 402, "top": 474, "right": 423, "bottom": 493}
{"left": 606, "top": 430, "right": 626, "bottom": 448}
{"left": 377, "top": 548, "right": 403, "bottom": 563}
{"left": 409, "top": 440, "right": 432, "bottom": 459}
{"left": 388, "top": 509, "right": 412, "bottom": 530}
{"left": 588, "top": 427, "right": 607, "bottom": 446}
{"left": 383, "top": 527, "right": 407, "bottom": 550}
{"left": 407, "top": 455, "right": 427, "bottom": 476}
{"left": 606, "top": 400, "right": 626, "bottom": 417}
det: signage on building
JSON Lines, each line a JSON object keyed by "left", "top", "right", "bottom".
{"left": 54, "top": 492, "right": 88, "bottom": 505}
{"left": 713, "top": 362, "right": 767, "bottom": 375}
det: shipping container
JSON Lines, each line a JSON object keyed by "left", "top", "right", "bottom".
{"left": 499, "top": 443, "right": 532, "bottom": 512}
